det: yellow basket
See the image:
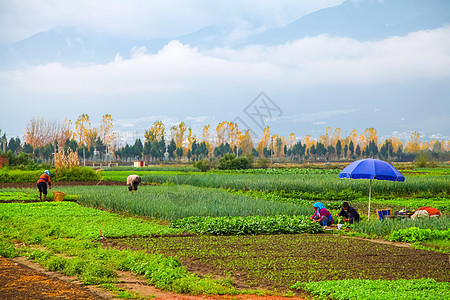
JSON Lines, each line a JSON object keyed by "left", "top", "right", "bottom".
{"left": 53, "top": 191, "right": 66, "bottom": 202}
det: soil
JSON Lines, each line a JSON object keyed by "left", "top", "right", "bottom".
{"left": 102, "top": 234, "right": 450, "bottom": 293}
{"left": 0, "top": 256, "right": 105, "bottom": 300}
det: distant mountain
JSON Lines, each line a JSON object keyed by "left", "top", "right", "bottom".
{"left": 250, "top": 0, "right": 450, "bottom": 44}
{"left": 1, "top": 0, "right": 449, "bottom": 69}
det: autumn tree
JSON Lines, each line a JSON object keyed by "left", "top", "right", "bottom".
{"left": 170, "top": 122, "right": 187, "bottom": 149}
{"left": 239, "top": 130, "right": 254, "bottom": 155}
{"left": 74, "top": 114, "right": 91, "bottom": 146}
{"left": 24, "top": 117, "right": 73, "bottom": 151}
{"left": 256, "top": 127, "right": 271, "bottom": 157}
{"left": 145, "top": 121, "right": 165, "bottom": 142}
{"left": 405, "top": 131, "right": 421, "bottom": 153}
{"left": 99, "top": 114, "right": 118, "bottom": 153}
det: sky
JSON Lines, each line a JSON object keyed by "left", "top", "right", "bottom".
{"left": 1, "top": 0, "right": 449, "bottom": 146}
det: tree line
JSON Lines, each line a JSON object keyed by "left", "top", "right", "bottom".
{"left": 1, "top": 117, "right": 449, "bottom": 168}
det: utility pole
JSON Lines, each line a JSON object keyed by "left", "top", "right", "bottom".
{"left": 271, "top": 136, "right": 274, "bottom": 164}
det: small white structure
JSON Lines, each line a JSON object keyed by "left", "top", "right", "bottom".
{"left": 134, "top": 161, "right": 146, "bottom": 167}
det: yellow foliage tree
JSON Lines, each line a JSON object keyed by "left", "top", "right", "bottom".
{"left": 145, "top": 121, "right": 165, "bottom": 142}
{"left": 170, "top": 122, "right": 187, "bottom": 149}
{"left": 405, "top": 131, "right": 421, "bottom": 153}
{"left": 74, "top": 114, "right": 91, "bottom": 146}
{"left": 99, "top": 114, "right": 118, "bottom": 153}
{"left": 239, "top": 130, "right": 254, "bottom": 155}
{"left": 257, "top": 127, "right": 271, "bottom": 157}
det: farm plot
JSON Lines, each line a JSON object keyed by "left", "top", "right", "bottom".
{"left": 104, "top": 234, "right": 450, "bottom": 292}
{"left": 141, "top": 172, "right": 450, "bottom": 199}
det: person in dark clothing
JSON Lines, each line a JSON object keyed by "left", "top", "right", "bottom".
{"left": 337, "top": 202, "right": 360, "bottom": 224}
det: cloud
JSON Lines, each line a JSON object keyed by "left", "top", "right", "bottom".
{"left": 2, "top": 26, "right": 450, "bottom": 99}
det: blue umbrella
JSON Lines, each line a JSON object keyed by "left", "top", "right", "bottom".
{"left": 339, "top": 158, "right": 405, "bottom": 219}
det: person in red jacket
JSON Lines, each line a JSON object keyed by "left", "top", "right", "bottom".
{"left": 37, "top": 170, "right": 51, "bottom": 201}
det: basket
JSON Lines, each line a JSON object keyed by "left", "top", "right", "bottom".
{"left": 53, "top": 191, "right": 66, "bottom": 202}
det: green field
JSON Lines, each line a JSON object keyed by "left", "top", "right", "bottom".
{"left": 1, "top": 167, "right": 449, "bottom": 298}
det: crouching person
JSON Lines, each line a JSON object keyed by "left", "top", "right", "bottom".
{"left": 337, "top": 202, "right": 361, "bottom": 224}
{"left": 310, "top": 202, "right": 334, "bottom": 226}
{"left": 127, "top": 175, "right": 142, "bottom": 192}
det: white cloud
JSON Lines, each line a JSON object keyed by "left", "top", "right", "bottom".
{"left": 2, "top": 26, "right": 450, "bottom": 98}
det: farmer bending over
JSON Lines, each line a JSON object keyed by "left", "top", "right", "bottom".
{"left": 127, "top": 175, "right": 142, "bottom": 192}
{"left": 37, "top": 170, "right": 51, "bottom": 201}
{"left": 336, "top": 202, "right": 360, "bottom": 224}
{"left": 310, "top": 202, "right": 334, "bottom": 226}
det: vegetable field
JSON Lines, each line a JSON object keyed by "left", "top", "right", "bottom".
{"left": 1, "top": 166, "right": 449, "bottom": 299}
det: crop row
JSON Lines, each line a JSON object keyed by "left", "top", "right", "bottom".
{"left": 291, "top": 278, "right": 450, "bottom": 300}
{"left": 352, "top": 217, "right": 449, "bottom": 237}
{"left": 141, "top": 173, "right": 450, "bottom": 198}
{"left": 389, "top": 227, "right": 450, "bottom": 243}
{"left": 171, "top": 215, "right": 324, "bottom": 235}
{"left": 57, "top": 185, "right": 312, "bottom": 221}
{"left": 215, "top": 168, "right": 340, "bottom": 175}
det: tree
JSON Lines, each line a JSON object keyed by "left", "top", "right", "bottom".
{"left": 176, "top": 147, "right": 183, "bottom": 159}
{"left": 168, "top": 139, "right": 177, "bottom": 159}
{"left": 99, "top": 114, "right": 118, "bottom": 153}
{"left": 145, "top": 121, "right": 165, "bottom": 142}
{"left": 405, "top": 131, "right": 421, "bottom": 153}
{"left": 170, "top": 122, "right": 187, "bottom": 152}
{"left": 349, "top": 140, "right": 354, "bottom": 157}
{"left": 238, "top": 130, "right": 254, "bottom": 155}
{"left": 335, "top": 140, "right": 342, "bottom": 159}
{"left": 74, "top": 114, "right": 91, "bottom": 146}
{"left": 256, "top": 127, "right": 271, "bottom": 158}
{"left": 355, "top": 144, "right": 361, "bottom": 157}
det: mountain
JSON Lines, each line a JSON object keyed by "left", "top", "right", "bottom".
{"left": 250, "top": 0, "right": 450, "bottom": 44}
{"left": 1, "top": 0, "right": 449, "bottom": 69}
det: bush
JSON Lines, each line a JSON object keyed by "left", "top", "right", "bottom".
{"left": 194, "top": 159, "right": 217, "bottom": 172}
{"left": 254, "top": 157, "right": 270, "bottom": 169}
{"left": 218, "top": 153, "right": 251, "bottom": 170}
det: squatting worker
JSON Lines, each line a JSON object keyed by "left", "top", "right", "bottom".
{"left": 127, "top": 175, "right": 142, "bottom": 192}
{"left": 37, "top": 170, "right": 51, "bottom": 201}
{"left": 310, "top": 202, "right": 334, "bottom": 226}
{"left": 337, "top": 202, "right": 361, "bottom": 224}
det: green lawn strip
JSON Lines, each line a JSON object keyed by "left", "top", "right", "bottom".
{"left": 55, "top": 185, "right": 311, "bottom": 222}
{"left": 0, "top": 202, "right": 239, "bottom": 295}
{"left": 291, "top": 278, "right": 450, "bottom": 300}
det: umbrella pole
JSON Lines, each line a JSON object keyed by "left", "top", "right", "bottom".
{"left": 368, "top": 179, "right": 372, "bottom": 220}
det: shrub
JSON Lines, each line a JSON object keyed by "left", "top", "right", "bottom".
{"left": 218, "top": 153, "right": 251, "bottom": 170}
